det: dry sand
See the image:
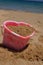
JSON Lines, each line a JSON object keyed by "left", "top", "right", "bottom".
{"left": 0, "top": 10, "right": 43, "bottom": 65}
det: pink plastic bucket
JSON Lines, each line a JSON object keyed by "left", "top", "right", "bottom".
{"left": 2, "top": 21, "right": 35, "bottom": 51}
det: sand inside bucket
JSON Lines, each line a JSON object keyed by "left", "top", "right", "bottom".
{"left": 7, "top": 25, "right": 34, "bottom": 36}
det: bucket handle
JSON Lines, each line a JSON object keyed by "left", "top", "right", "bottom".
{"left": 1, "top": 25, "right": 4, "bottom": 35}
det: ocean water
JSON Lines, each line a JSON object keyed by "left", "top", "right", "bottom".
{"left": 0, "top": 0, "right": 43, "bottom": 13}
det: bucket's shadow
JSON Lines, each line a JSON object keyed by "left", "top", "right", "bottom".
{"left": 0, "top": 43, "right": 29, "bottom": 52}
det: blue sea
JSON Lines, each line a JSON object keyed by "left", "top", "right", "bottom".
{"left": 0, "top": 0, "right": 43, "bottom": 13}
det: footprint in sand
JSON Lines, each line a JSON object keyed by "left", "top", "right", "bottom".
{"left": 37, "top": 21, "right": 41, "bottom": 27}
{"left": 38, "top": 35, "right": 43, "bottom": 43}
{"left": 37, "top": 21, "right": 41, "bottom": 24}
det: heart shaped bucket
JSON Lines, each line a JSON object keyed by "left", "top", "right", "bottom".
{"left": 2, "top": 20, "right": 35, "bottom": 51}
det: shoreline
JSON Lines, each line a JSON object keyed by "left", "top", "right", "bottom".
{"left": 0, "top": 8, "right": 43, "bottom": 14}
{"left": 0, "top": 9, "right": 43, "bottom": 14}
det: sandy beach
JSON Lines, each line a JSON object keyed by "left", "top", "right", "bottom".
{"left": 0, "top": 10, "right": 43, "bottom": 65}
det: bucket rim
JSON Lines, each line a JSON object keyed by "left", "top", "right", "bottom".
{"left": 3, "top": 20, "right": 35, "bottom": 39}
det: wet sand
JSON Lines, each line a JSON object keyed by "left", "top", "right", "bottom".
{"left": 0, "top": 10, "right": 43, "bottom": 65}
